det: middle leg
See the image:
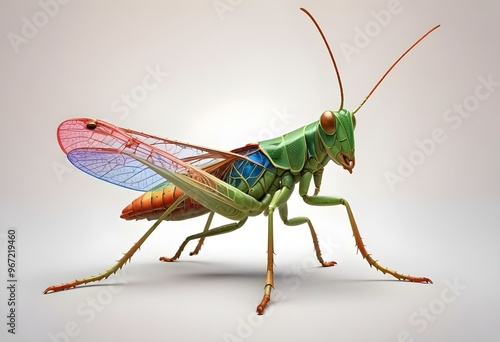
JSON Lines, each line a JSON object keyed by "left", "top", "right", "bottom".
{"left": 159, "top": 217, "right": 247, "bottom": 262}
{"left": 189, "top": 211, "right": 215, "bottom": 256}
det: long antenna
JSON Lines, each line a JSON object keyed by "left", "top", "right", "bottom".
{"left": 300, "top": 7, "right": 344, "bottom": 110}
{"left": 352, "top": 24, "right": 440, "bottom": 115}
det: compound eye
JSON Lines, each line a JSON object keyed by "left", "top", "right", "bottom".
{"left": 320, "top": 111, "right": 336, "bottom": 135}
{"left": 352, "top": 115, "right": 356, "bottom": 129}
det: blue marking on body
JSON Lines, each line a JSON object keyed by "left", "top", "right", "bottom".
{"left": 225, "top": 149, "right": 274, "bottom": 188}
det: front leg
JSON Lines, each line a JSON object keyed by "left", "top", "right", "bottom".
{"left": 278, "top": 203, "right": 336, "bottom": 267}
{"left": 312, "top": 167, "right": 324, "bottom": 196}
{"left": 303, "top": 194, "right": 432, "bottom": 283}
{"left": 275, "top": 171, "right": 335, "bottom": 266}
{"left": 299, "top": 170, "right": 431, "bottom": 283}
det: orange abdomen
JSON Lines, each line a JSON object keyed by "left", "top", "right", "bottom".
{"left": 120, "top": 184, "right": 209, "bottom": 221}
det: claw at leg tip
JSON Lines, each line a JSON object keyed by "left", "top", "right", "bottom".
{"left": 256, "top": 294, "right": 270, "bottom": 315}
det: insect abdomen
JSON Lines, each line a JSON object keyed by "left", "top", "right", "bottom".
{"left": 120, "top": 184, "right": 209, "bottom": 221}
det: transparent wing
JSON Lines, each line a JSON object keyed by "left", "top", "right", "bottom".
{"left": 67, "top": 149, "right": 168, "bottom": 191}
{"left": 57, "top": 118, "right": 244, "bottom": 191}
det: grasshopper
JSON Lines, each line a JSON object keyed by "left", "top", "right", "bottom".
{"left": 45, "top": 8, "right": 438, "bottom": 314}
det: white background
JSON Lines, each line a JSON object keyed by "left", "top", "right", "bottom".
{"left": 1, "top": 0, "right": 499, "bottom": 341}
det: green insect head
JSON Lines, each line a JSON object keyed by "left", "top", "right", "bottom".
{"left": 301, "top": 6, "right": 438, "bottom": 176}
{"left": 318, "top": 109, "right": 356, "bottom": 174}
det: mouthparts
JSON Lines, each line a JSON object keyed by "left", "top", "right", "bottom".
{"left": 341, "top": 153, "right": 355, "bottom": 174}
